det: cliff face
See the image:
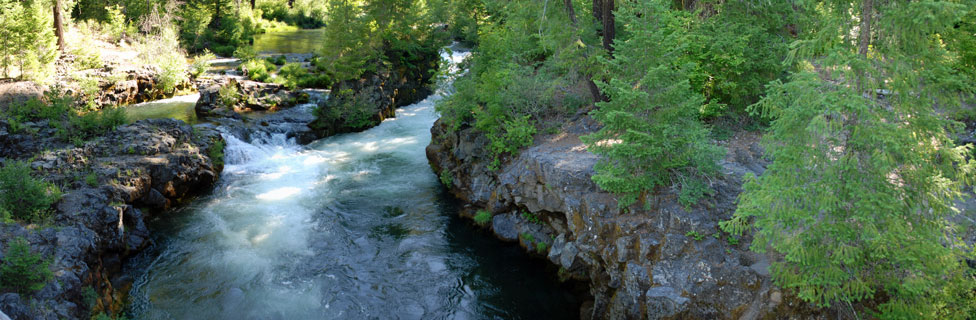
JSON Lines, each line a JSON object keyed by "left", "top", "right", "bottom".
{"left": 427, "top": 114, "right": 817, "bottom": 319}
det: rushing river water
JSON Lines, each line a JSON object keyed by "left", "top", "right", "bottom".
{"left": 126, "top": 48, "right": 582, "bottom": 319}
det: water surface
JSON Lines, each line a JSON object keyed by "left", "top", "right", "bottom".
{"left": 123, "top": 94, "right": 198, "bottom": 124}
{"left": 253, "top": 29, "right": 325, "bottom": 55}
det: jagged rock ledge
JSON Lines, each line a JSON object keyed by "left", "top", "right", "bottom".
{"left": 0, "top": 118, "right": 223, "bottom": 319}
{"left": 426, "top": 115, "right": 822, "bottom": 319}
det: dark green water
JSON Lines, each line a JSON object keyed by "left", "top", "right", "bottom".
{"left": 253, "top": 29, "right": 325, "bottom": 55}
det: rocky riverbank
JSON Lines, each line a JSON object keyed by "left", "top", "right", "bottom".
{"left": 0, "top": 117, "right": 223, "bottom": 319}
{"left": 426, "top": 113, "right": 826, "bottom": 319}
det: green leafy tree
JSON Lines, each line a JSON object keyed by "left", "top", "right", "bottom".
{"left": 1, "top": 237, "right": 54, "bottom": 295}
{"left": 721, "top": 0, "right": 976, "bottom": 317}
{"left": 582, "top": 0, "right": 724, "bottom": 208}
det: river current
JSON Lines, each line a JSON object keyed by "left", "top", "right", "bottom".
{"left": 125, "top": 47, "right": 581, "bottom": 319}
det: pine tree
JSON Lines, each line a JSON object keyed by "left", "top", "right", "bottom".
{"left": 582, "top": 0, "right": 724, "bottom": 208}
{"left": 0, "top": 238, "right": 53, "bottom": 295}
{"left": 720, "top": 0, "right": 976, "bottom": 317}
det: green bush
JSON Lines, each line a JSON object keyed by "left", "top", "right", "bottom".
{"left": 277, "top": 63, "right": 307, "bottom": 89}
{"left": 266, "top": 55, "right": 287, "bottom": 66}
{"left": 218, "top": 84, "right": 241, "bottom": 108}
{"left": 189, "top": 50, "right": 216, "bottom": 78}
{"left": 67, "top": 107, "right": 127, "bottom": 140}
{"left": 233, "top": 46, "right": 257, "bottom": 62}
{"left": 298, "top": 73, "right": 332, "bottom": 89}
{"left": 473, "top": 210, "right": 491, "bottom": 226}
{"left": 208, "top": 138, "right": 225, "bottom": 167}
{"left": 241, "top": 59, "right": 275, "bottom": 82}
{"left": 312, "top": 89, "right": 376, "bottom": 132}
{"left": 439, "top": 169, "right": 452, "bottom": 188}
{"left": 0, "top": 161, "right": 62, "bottom": 223}
{"left": 0, "top": 237, "right": 53, "bottom": 294}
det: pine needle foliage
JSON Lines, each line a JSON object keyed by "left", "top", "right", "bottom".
{"left": 582, "top": 0, "right": 724, "bottom": 208}
{"left": 721, "top": 0, "right": 976, "bottom": 317}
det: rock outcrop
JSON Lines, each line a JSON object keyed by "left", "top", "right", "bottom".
{"left": 0, "top": 118, "right": 223, "bottom": 319}
{"left": 308, "top": 44, "right": 440, "bottom": 138}
{"left": 193, "top": 76, "right": 320, "bottom": 144}
{"left": 194, "top": 77, "right": 309, "bottom": 118}
{"left": 427, "top": 115, "right": 821, "bottom": 319}
{"left": 70, "top": 65, "right": 193, "bottom": 108}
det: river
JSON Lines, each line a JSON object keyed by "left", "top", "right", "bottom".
{"left": 124, "top": 43, "right": 582, "bottom": 319}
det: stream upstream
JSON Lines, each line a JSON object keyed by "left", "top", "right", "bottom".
{"left": 124, "top": 42, "right": 581, "bottom": 319}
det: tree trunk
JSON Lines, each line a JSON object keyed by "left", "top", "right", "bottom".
{"left": 53, "top": 0, "right": 65, "bottom": 52}
{"left": 564, "top": 0, "right": 578, "bottom": 26}
{"left": 212, "top": 0, "right": 221, "bottom": 28}
{"left": 251, "top": 0, "right": 256, "bottom": 9}
{"left": 601, "top": 0, "right": 614, "bottom": 53}
{"left": 857, "top": 0, "right": 873, "bottom": 92}
{"left": 858, "top": 0, "right": 872, "bottom": 58}
{"left": 565, "top": 0, "right": 606, "bottom": 102}
{"left": 592, "top": 0, "right": 602, "bottom": 23}
{"left": 287, "top": 0, "right": 293, "bottom": 8}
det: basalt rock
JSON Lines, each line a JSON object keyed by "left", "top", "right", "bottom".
{"left": 427, "top": 114, "right": 826, "bottom": 319}
{"left": 0, "top": 119, "right": 223, "bottom": 319}
{"left": 69, "top": 65, "right": 193, "bottom": 108}
{"left": 195, "top": 77, "right": 309, "bottom": 117}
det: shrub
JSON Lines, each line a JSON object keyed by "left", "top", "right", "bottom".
{"left": 473, "top": 210, "right": 491, "bottom": 226}
{"left": 0, "top": 237, "right": 53, "bottom": 294}
{"left": 71, "top": 43, "right": 103, "bottom": 71}
{"left": 298, "top": 73, "right": 331, "bottom": 88}
{"left": 0, "top": 161, "right": 62, "bottom": 223}
{"left": 189, "top": 50, "right": 216, "bottom": 78}
{"left": 85, "top": 172, "right": 98, "bottom": 187}
{"left": 241, "top": 59, "right": 275, "bottom": 82}
{"left": 218, "top": 84, "right": 241, "bottom": 108}
{"left": 233, "top": 46, "right": 257, "bottom": 62}
{"left": 277, "top": 63, "right": 307, "bottom": 89}
{"left": 535, "top": 242, "right": 547, "bottom": 253}
{"left": 266, "top": 55, "right": 287, "bottom": 66}
{"left": 208, "top": 138, "right": 225, "bottom": 167}
{"left": 67, "top": 107, "right": 127, "bottom": 139}
{"left": 439, "top": 169, "right": 452, "bottom": 188}
{"left": 104, "top": 5, "right": 128, "bottom": 41}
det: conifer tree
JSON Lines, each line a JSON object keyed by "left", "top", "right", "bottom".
{"left": 721, "top": 0, "right": 976, "bottom": 317}
{"left": 582, "top": 0, "right": 723, "bottom": 208}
